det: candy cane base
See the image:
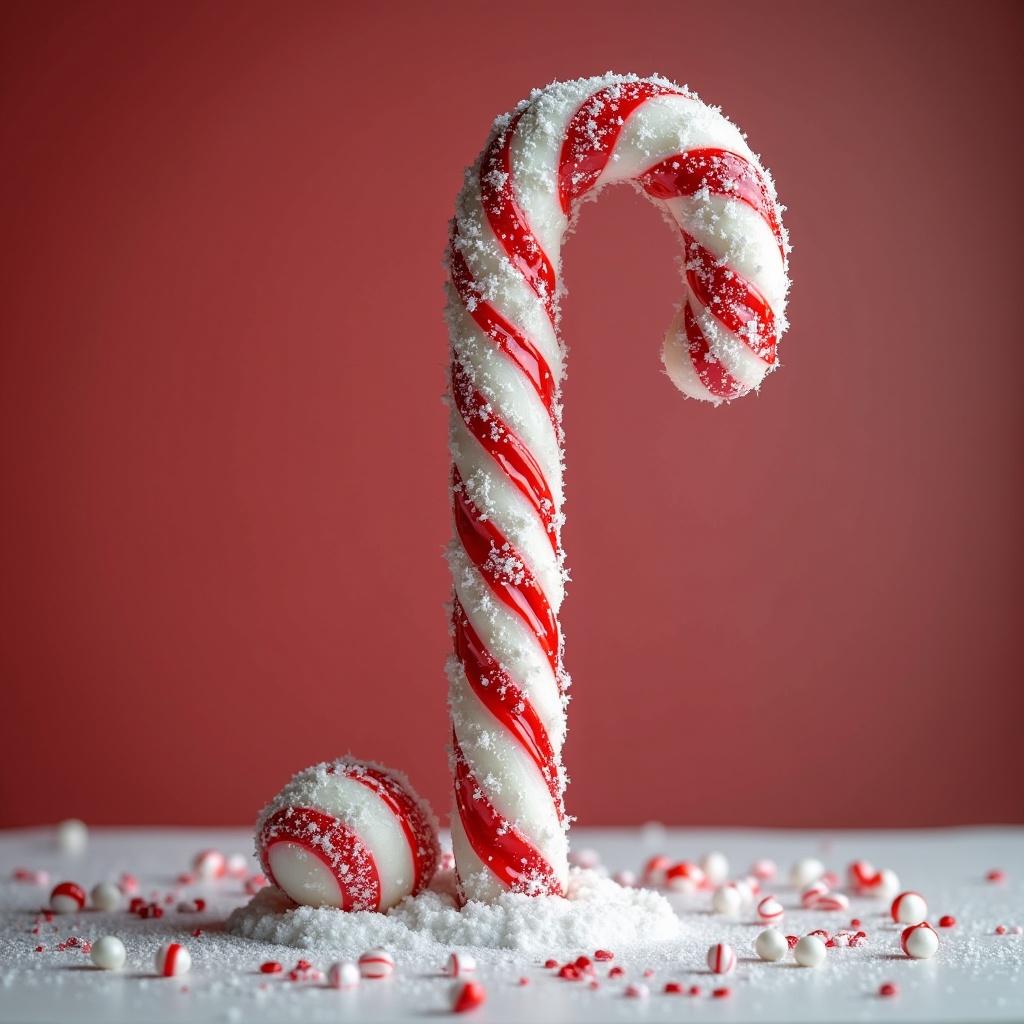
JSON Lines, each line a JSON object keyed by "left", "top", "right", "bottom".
{"left": 446, "top": 73, "right": 790, "bottom": 902}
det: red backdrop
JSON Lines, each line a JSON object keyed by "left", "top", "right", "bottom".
{"left": 2, "top": 1, "right": 1021, "bottom": 830}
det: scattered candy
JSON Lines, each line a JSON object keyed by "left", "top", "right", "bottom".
{"left": 939, "top": 915, "right": 956, "bottom": 928}
{"left": 866, "top": 868, "right": 901, "bottom": 900}
{"left": 608, "top": 966, "right": 625, "bottom": 979}
{"left": 891, "top": 891, "right": 928, "bottom": 925}
{"left": 90, "top": 936, "right": 126, "bottom": 971}
{"left": 794, "top": 935, "right": 827, "bottom": 968}
{"left": 994, "top": 924, "right": 1007, "bottom": 935}
{"left": 700, "top": 852, "right": 729, "bottom": 886}
{"left": 244, "top": 874, "right": 268, "bottom": 895}
{"left": 624, "top": 982, "right": 649, "bottom": 999}
{"left": 192, "top": 849, "right": 226, "bottom": 881}
{"left": 811, "top": 892, "right": 850, "bottom": 912}
{"left": 755, "top": 928, "right": 788, "bottom": 962}
{"left": 712, "top": 986, "right": 732, "bottom": 999}
{"left": 785, "top": 935, "right": 799, "bottom": 949}
{"left": 848, "top": 860, "right": 875, "bottom": 891}
{"left": 986, "top": 869, "right": 1005, "bottom": 883}
{"left": 1010, "top": 926, "right": 1023, "bottom": 935}
{"left": 594, "top": 949, "right": 614, "bottom": 961}
{"left": 543, "top": 959, "right": 558, "bottom": 969}
{"left": 327, "top": 961, "right": 360, "bottom": 989}
{"left": 453, "top": 980, "right": 486, "bottom": 1013}
{"left": 259, "top": 961, "right": 282, "bottom": 974}
{"left": 225, "top": 853, "right": 249, "bottom": 878}
{"left": 751, "top": 858, "right": 777, "bottom": 881}
{"left": 89, "top": 881, "right": 122, "bottom": 913}
{"left": 790, "top": 858, "right": 825, "bottom": 889}
{"left": 706, "top": 943, "right": 736, "bottom": 975}
{"left": 445, "top": 952, "right": 477, "bottom": 977}
{"left": 11, "top": 868, "right": 49, "bottom": 886}
{"left": 154, "top": 942, "right": 191, "bottom": 977}
{"left": 612, "top": 870, "right": 636, "bottom": 887}
{"left": 800, "top": 880, "right": 829, "bottom": 907}
{"left": 901, "top": 922, "right": 938, "bottom": 959}
{"left": 665, "top": 861, "right": 705, "bottom": 892}
{"left": 642, "top": 855, "right": 670, "bottom": 886}
{"left": 56, "top": 819, "right": 88, "bottom": 854}
{"left": 358, "top": 947, "right": 395, "bottom": 979}
{"left": 757, "top": 895, "right": 784, "bottom": 925}
{"left": 712, "top": 885, "right": 742, "bottom": 917}
{"left": 49, "top": 882, "right": 86, "bottom": 914}
{"left": 879, "top": 981, "right": 898, "bottom": 998}
{"left": 118, "top": 873, "right": 139, "bottom": 895}
{"left": 664, "top": 981, "right": 684, "bottom": 994}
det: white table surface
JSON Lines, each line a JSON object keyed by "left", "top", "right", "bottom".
{"left": 1, "top": 826, "right": 1021, "bottom": 1023}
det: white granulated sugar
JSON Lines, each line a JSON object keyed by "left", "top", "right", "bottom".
{"left": 226, "top": 868, "right": 680, "bottom": 959}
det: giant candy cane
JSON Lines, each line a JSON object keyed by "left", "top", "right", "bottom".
{"left": 445, "top": 74, "right": 790, "bottom": 901}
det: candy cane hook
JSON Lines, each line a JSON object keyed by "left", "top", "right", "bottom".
{"left": 445, "top": 74, "right": 790, "bottom": 901}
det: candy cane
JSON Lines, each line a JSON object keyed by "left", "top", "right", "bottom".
{"left": 446, "top": 73, "right": 790, "bottom": 900}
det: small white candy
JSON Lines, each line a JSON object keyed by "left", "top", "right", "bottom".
{"left": 154, "top": 942, "right": 191, "bottom": 977}
{"left": 757, "top": 895, "right": 785, "bottom": 924}
{"left": 327, "top": 961, "right": 360, "bottom": 989}
{"left": 794, "top": 935, "right": 827, "bottom": 968}
{"left": 90, "top": 935, "right": 126, "bottom": 970}
{"left": 789, "top": 857, "right": 825, "bottom": 888}
{"left": 732, "top": 878, "right": 754, "bottom": 904}
{"left": 755, "top": 928, "right": 788, "bottom": 962}
{"left": 706, "top": 942, "right": 736, "bottom": 975}
{"left": 700, "top": 851, "right": 729, "bottom": 886}
{"left": 612, "top": 869, "right": 636, "bottom": 887}
{"left": 358, "top": 947, "right": 395, "bottom": 979}
{"left": 751, "top": 858, "right": 777, "bottom": 881}
{"left": 56, "top": 819, "right": 88, "bottom": 854}
{"left": 445, "top": 951, "right": 477, "bottom": 977}
{"left": 891, "top": 891, "right": 928, "bottom": 925}
{"left": 901, "top": 923, "right": 939, "bottom": 959}
{"left": 226, "top": 853, "right": 249, "bottom": 878}
{"left": 192, "top": 849, "right": 225, "bottom": 880}
{"left": 870, "top": 868, "right": 901, "bottom": 900}
{"left": 711, "top": 885, "right": 742, "bottom": 917}
{"left": 801, "top": 880, "right": 829, "bottom": 907}
{"left": 90, "top": 881, "right": 122, "bottom": 913}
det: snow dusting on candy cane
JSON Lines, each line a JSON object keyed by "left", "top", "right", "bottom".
{"left": 445, "top": 73, "right": 791, "bottom": 901}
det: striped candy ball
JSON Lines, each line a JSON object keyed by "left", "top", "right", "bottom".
{"left": 757, "top": 895, "right": 785, "bottom": 924}
{"left": 154, "top": 942, "right": 191, "bottom": 978}
{"left": 256, "top": 759, "right": 440, "bottom": 912}
{"left": 706, "top": 943, "right": 737, "bottom": 975}
{"left": 358, "top": 947, "right": 395, "bottom": 979}
{"left": 49, "top": 881, "right": 86, "bottom": 914}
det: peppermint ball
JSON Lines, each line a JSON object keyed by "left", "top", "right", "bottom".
{"left": 256, "top": 758, "right": 440, "bottom": 912}
{"left": 794, "top": 935, "right": 827, "bottom": 967}
{"left": 90, "top": 936, "right": 126, "bottom": 970}
{"left": 755, "top": 928, "right": 789, "bottom": 962}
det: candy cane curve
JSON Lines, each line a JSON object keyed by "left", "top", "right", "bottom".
{"left": 445, "top": 73, "right": 791, "bottom": 902}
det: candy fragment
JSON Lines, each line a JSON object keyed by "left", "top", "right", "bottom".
{"left": 453, "top": 980, "right": 486, "bottom": 1013}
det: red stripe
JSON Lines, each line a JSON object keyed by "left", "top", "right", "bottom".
{"left": 682, "top": 300, "right": 745, "bottom": 399}
{"left": 451, "top": 362, "right": 559, "bottom": 554}
{"left": 163, "top": 944, "right": 180, "bottom": 977}
{"left": 558, "top": 81, "right": 687, "bottom": 213}
{"left": 258, "top": 807, "right": 381, "bottom": 911}
{"left": 452, "top": 470, "right": 559, "bottom": 677}
{"left": 682, "top": 233, "right": 776, "bottom": 364}
{"left": 347, "top": 767, "right": 439, "bottom": 895}
{"left": 639, "top": 148, "right": 784, "bottom": 255}
{"left": 452, "top": 732, "right": 562, "bottom": 897}
{"left": 453, "top": 599, "right": 564, "bottom": 820}
{"left": 480, "top": 111, "right": 557, "bottom": 322}
{"left": 449, "top": 240, "right": 557, "bottom": 423}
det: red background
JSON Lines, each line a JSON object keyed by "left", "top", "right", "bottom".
{"left": 2, "top": 1, "right": 1021, "bottom": 830}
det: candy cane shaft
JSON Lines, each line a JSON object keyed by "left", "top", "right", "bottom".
{"left": 446, "top": 74, "right": 789, "bottom": 901}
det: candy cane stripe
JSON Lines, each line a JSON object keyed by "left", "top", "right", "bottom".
{"left": 446, "top": 75, "right": 790, "bottom": 900}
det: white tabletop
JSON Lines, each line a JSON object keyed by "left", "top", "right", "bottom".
{"left": 1, "top": 825, "right": 1021, "bottom": 1022}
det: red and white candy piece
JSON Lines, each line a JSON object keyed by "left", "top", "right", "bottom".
{"left": 192, "top": 849, "right": 226, "bottom": 880}
{"left": 757, "top": 895, "right": 785, "bottom": 925}
{"left": 642, "top": 855, "right": 670, "bottom": 886}
{"left": 445, "top": 952, "right": 477, "bottom": 977}
{"left": 811, "top": 892, "right": 850, "bottom": 912}
{"left": 751, "top": 858, "right": 777, "bottom": 881}
{"left": 452, "top": 980, "right": 486, "bottom": 1013}
{"left": 154, "top": 942, "right": 191, "bottom": 977}
{"left": 864, "top": 868, "right": 900, "bottom": 899}
{"left": 327, "top": 961, "right": 360, "bottom": 989}
{"left": 901, "top": 922, "right": 938, "bottom": 960}
{"left": 665, "top": 861, "right": 705, "bottom": 892}
{"left": 891, "top": 891, "right": 928, "bottom": 925}
{"left": 848, "top": 860, "right": 875, "bottom": 892}
{"left": 700, "top": 852, "right": 729, "bottom": 886}
{"left": 225, "top": 853, "right": 249, "bottom": 878}
{"left": 706, "top": 943, "right": 736, "bottom": 975}
{"left": 257, "top": 758, "right": 440, "bottom": 912}
{"left": 358, "top": 947, "right": 395, "bottom": 979}
{"left": 624, "top": 982, "right": 650, "bottom": 999}
{"left": 800, "top": 880, "right": 829, "bottom": 908}
{"left": 50, "top": 882, "right": 86, "bottom": 914}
